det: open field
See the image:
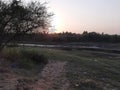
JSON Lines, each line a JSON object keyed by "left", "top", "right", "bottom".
{"left": 0, "top": 47, "right": 120, "bottom": 90}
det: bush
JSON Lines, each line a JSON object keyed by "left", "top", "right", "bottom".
{"left": 60, "top": 47, "right": 73, "bottom": 51}
{"left": 19, "top": 58, "right": 35, "bottom": 69}
{"left": 1, "top": 48, "right": 48, "bottom": 69}
{"left": 17, "top": 49, "right": 48, "bottom": 69}
{"left": 31, "top": 54, "right": 48, "bottom": 65}
{"left": 0, "top": 48, "right": 20, "bottom": 61}
{"left": 21, "top": 50, "right": 48, "bottom": 65}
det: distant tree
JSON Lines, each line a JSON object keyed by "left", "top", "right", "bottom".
{"left": 0, "top": 0, "right": 52, "bottom": 50}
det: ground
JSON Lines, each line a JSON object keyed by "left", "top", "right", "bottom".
{"left": 0, "top": 47, "right": 120, "bottom": 90}
{"left": 0, "top": 59, "right": 69, "bottom": 90}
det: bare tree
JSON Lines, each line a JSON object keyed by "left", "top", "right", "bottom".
{"left": 0, "top": 0, "right": 52, "bottom": 50}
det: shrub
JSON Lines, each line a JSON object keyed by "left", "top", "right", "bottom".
{"left": 0, "top": 48, "right": 20, "bottom": 61}
{"left": 21, "top": 49, "right": 48, "bottom": 65}
{"left": 60, "top": 47, "right": 73, "bottom": 51}
{"left": 19, "top": 58, "right": 35, "bottom": 69}
{"left": 31, "top": 54, "right": 48, "bottom": 65}
{"left": 1, "top": 48, "right": 48, "bottom": 69}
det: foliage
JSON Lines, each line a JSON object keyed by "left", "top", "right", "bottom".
{"left": 0, "top": 0, "right": 52, "bottom": 50}
{"left": 7, "top": 31, "right": 120, "bottom": 43}
{"left": 1, "top": 48, "right": 48, "bottom": 69}
{"left": 21, "top": 49, "right": 48, "bottom": 65}
{"left": 50, "top": 31, "right": 120, "bottom": 43}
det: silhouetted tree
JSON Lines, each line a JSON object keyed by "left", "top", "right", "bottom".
{"left": 0, "top": 0, "right": 52, "bottom": 50}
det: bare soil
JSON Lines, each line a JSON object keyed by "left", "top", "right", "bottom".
{"left": 0, "top": 59, "right": 69, "bottom": 90}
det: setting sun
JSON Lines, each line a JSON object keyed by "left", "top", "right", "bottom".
{"left": 52, "top": 15, "right": 63, "bottom": 33}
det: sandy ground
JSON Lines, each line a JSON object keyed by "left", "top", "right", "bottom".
{"left": 34, "top": 61, "right": 69, "bottom": 90}
{"left": 0, "top": 59, "right": 69, "bottom": 90}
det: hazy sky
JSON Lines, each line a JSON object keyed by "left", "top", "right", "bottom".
{"left": 25, "top": 0, "right": 120, "bottom": 34}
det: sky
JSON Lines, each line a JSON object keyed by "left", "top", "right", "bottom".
{"left": 22, "top": 0, "right": 120, "bottom": 34}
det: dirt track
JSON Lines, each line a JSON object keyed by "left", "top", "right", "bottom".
{"left": 0, "top": 60, "right": 69, "bottom": 90}
{"left": 34, "top": 61, "right": 69, "bottom": 90}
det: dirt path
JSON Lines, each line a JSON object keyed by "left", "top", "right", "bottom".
{"left": 0, "top": 60, "right": 69, "bottom": 90}
{"left": 34, "top": 61, "right": 69, "bottom": 90}
{"left": 0, "top": 71, "right": 17, "bottom": 90}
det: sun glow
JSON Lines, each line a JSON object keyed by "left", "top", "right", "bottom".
{"left": 52, "top": 15, "right": 63, "bottom": 33}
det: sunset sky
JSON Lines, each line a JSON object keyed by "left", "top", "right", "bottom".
{"left": 25, "top": 0, "right": 120, "bottom": 34}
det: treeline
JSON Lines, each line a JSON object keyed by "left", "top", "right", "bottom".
{"left": 7, "top": 31, "right": 120, "bottom": 43}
